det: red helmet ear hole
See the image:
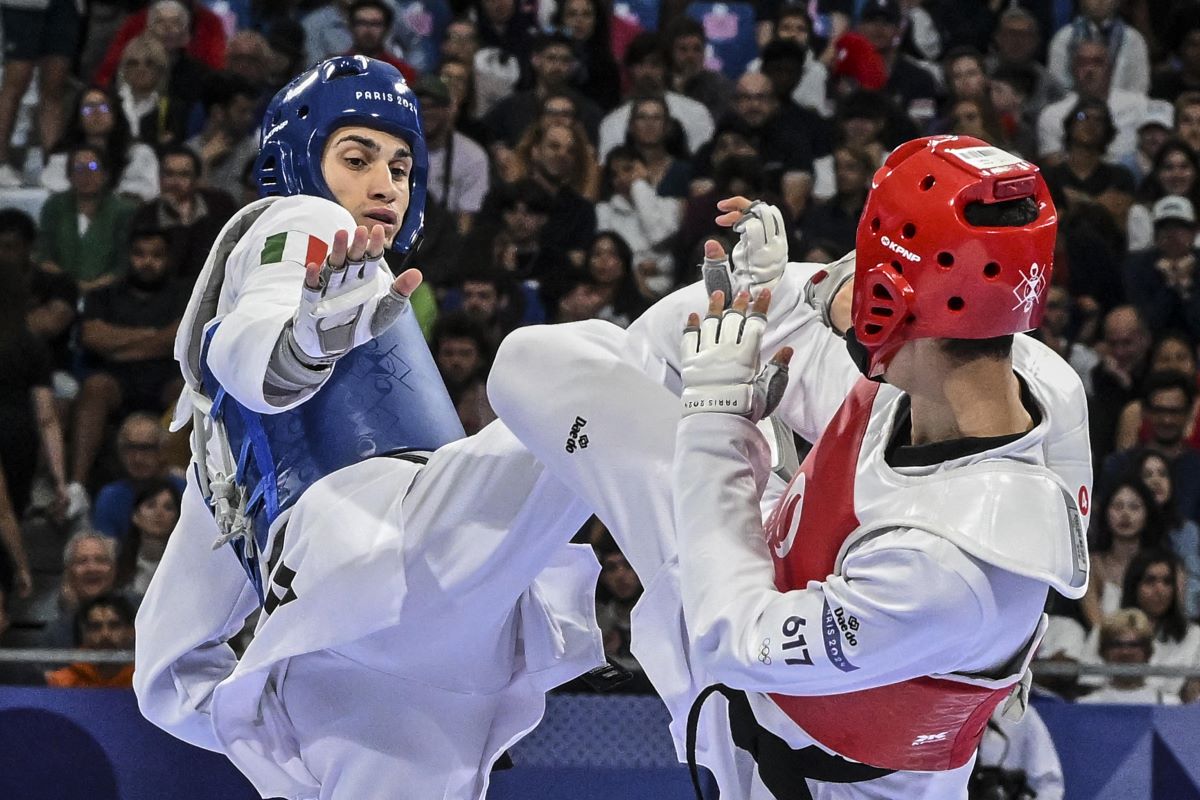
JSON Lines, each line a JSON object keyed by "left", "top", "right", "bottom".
{"left": 983, "top": 262, "right": 1001, "bottom": 279}
{"left": 863, "top": 323, "right": 884, "bottom": 336}
{"left": 947, "top": 296, "right": 965, "bottom": 312}
{"left": 902, "top": 222, "right": 917, "bottom": 239}
{"left": 872, "top": 283, "right": 892, "bottom": 300}
{"left": 870, "top": 306, "right": 894, "bottom": 317}
{"left": 870, "top": 217, "right": 881, "bottom": 232}
{"left": 890, "top": 259, "right": 903, "bottom": 274}
{"left": 920, "top": 175, "right": 935, "bottom": 191}
{"left": 937, "top": 252, "right": 954, "bottom": 268}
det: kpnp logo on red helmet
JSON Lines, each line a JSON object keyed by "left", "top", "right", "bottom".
{"left": 850, "top": 135, "right": 1058, "bottom": 377}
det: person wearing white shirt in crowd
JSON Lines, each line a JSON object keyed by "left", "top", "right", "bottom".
{"left": 598, "top": 33, "right": 714, "bottom": 162}
{"left": 595, "top": 145, "right": 681, "bottom": 298}
{"left": 1080, "top": 608, "right": 1183, "bottom": 705}
{"left": 975, "top": 704, "right": 1065, "bottom": 800}
{"left": 1047, "top": 0, "right": 1151, "bottom": 96}
{"left": 415, "top": 75, "right": 489, "bottom": 236}
{"left": 746, "top": 5, "right": 829, "bottom": 117}
{"left": 1039, "top": 39, "right": 1171, "bottom": 166}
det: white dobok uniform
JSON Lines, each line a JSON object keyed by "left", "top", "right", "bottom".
{"left": 488, "top": 261, "right": 1093, "bottom": 799}
{"left": 133, "top": 195, "right": 610, "bottom": 800}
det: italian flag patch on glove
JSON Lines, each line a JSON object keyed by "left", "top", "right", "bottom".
{"left": 260, "top": 231, "right": 329, "bottom": 267}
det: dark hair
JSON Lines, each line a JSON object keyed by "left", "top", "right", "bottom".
{"left": 837, "top": 89, "right": 889, "bottom": 122}
{"left": 73, "top": 593, "right": 136, "bottom": 647}
{"left": 663, "top": 16, "right": 704, "bottom": 62}
{"left": 623, "top": 31, "right": 664, "bottom": 69}
{"left": 0, "top": 209, "right": 37, "bottom": 245}
{"left": 55, "top": 86, "right": 133, "bottom": 181}
{"left": 989, "top": 64, "right": 1036, "bottom": 99}
{"left": 940, "top": 335, "right": 1015, "bottom": 362}
{"left": 499, "top": 178, "right": 553, "bottom": 214}
{"left": 129, "top": 225, "right": 169, "bottom": 247}
{"left": 1062, "top": 97, "right": 1117, "bottom": 151}
{"left": 1120, "top": 548, "right": 1189, "bottom": 643}
{"left": 601, "top": 144, "right": 644, "bottom": 198}
{"left": 432, "top": 311, "right": 493, "bottom": 361}
{"left": 941, "top": 45, "right": 985, "bottom": 72}
{"left": 1091, "top": 478, "right": 1168, "bottom": 553}
{"left": 115, "top": 480, "right": 182, "bottom": 589}
{"left": 624, "top": 95, "right": 689, "bottom": 159}
{"left": 760, "top": 38, "right": 808, "bottom": 69}
{"left": 158, "top": 142, "right": 202, "bottom": 176}
{"left": 531, "top": 29, "right": 573, "bottom": 54}
{"left": 1127, "top": 448, "right": 1182, "bottom": 528}
{"left": 775, "top": 4, "right": 812, "bottom": 29}
{"left": 588, "top": 230, "right": 648, "bottom": 320}
{"left": 1137, "top": 138, "right": 1200, "bottom": 206}
{"left": 348, "top": 0, "right": 394, "bottom": 29}
{"left": 200, "top": 71, "right": 259, "bottom": 113}
{"left": 963, "top": 196, "right": 1039, "bottom": 227}
{"left": 1141, "top": 368, "right": 1197, "bottom": 407}
{"left": 550, "top": 0, "right": 614, "bottom": 54}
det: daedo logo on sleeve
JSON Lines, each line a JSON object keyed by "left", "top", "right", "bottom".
{"left": 261, "top": 231, "right": 330, "bottom": 267}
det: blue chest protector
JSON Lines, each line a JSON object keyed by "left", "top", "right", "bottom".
{"left": 199, "top": 310, "right": 465, "bottom": 600}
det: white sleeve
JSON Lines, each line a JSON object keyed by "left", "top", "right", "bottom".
{"left": 1009, "top": 707, "right": 1065, "bottom": 800}
{"left": 1046, "top": 29, "right": 1072, "bottom": 94}
{"left": 628, "top": 179, "right": 681, "bottom": 247}
{"left": 118, "top": 143, "right": 161, "bottom": 202}
{"left": 1120, "top": 30, "right": 1151, "bottom": 95}
{"left": 627, "top": 262, "right": 859, "bottom": 442}
{"left": 206, "top": 197, "right": 378, "bottom": 413}
{"left": 1038, "top": 102, "right": 1066, "bottom": 159}
{"left": 134, "top": 469, "right": 259, "bottom": 751}
{"left": 673, "top": 413, "right": 997, "bottom": 696}
{"left": 39, "top": 153, "right": 69, "bottom": 193}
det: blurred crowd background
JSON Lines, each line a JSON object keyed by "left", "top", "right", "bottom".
{"left": 0, "top": 0, "right": 1197, "bottom": 722}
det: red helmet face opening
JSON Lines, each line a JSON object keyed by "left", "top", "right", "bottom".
{"left": 851, "top": 136, "right": 1058, "bottom": 377}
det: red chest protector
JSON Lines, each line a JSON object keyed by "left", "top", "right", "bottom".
{"left": 761, "top": 379, "right": 1013, "bottom": 772}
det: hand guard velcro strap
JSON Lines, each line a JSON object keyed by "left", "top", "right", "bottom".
{"left": 802, "top": 250, "right": 856, "bottom": 335}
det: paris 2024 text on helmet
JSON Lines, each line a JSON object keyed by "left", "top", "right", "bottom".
{"left": 253, "top": 55, "right": 428, "bottom": 255}
{"left": 850, "top": 135, "right": 1058, "bottom": 378}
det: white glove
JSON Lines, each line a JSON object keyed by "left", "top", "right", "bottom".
{"left": 730, "top": 200, "right": 789, "bottom": 291}
{"left": 680, "top": 296, "right": 790, "bottom": 422}
{"left": 289, "top": 253, "right": 411, "bottom": 363}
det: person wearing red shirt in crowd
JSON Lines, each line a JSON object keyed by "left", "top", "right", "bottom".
{"left": 344, "top": 0, "right": 418, "bottom": 86}
{"left": 93, "top": 0, "right": 226, "bottom": 87}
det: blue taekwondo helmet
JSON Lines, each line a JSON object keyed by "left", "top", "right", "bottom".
{"left": 254, "top": 56, "right": 428, "bottom": 255}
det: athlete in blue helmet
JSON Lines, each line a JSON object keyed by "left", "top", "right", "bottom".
{"left": 131, "top": 57, "right": 609, "bottom": 799}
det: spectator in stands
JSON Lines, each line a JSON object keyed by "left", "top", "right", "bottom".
{"left": 1039, "top": 39, "right": 1166, "bottom": 166}
{"left": 1084, "top": 550, "right": 1200, "bottom": 698}
{"left": 988, "top": 64, "right": 1041, "bottom": 158}
{"left": 1035, "top": 284, "right": 1101, "bottom": 394}
{"left": 1089, "top": 306, "right": 1152, "bottom": 463}
{"left": 470, "top": 0, "right": 538, "bottom": 118}
{"left": 113, "top": 480, "right": 181, "bottom": 597}
{"left": 0, "top": 245, "right": 69, "bottom": 529}
{"left": 42, "top": 86, "right": 159, "bottom": 203}
{"left": 974, "top": 705, "right": 1065, "bottom": 800}
{"left": 598, "top": 32, "right": 714, "bottom": 161}
{"left": 752, "top": 5, "right": 828, "bottom": 117}
{"left": 943, "top": 47, "right": 989, "bottom": 106}
{"left": 0, "top": 0, "right": 80, "bottom": 188}
{"left": 133, "top": 144, "right": 238, "bottom": 279}
{"left": 509, "top": 121, "right": 598, "bottom": 264}
{"left": 484, "top": 32, "right": 601, "bottom": 155}
{"left": 186, "top": 72, "right": 260, "bottom": 190}
{"left": 944, "top": 97, "right": 1005, "bottom": 145}
{"left": 595, "top": 145, "right": 681, "bottom": 298}
{"left": 585, "top": 231, "right": 649, "bottom": 327}
{"left": 1042, "top": 98, "right": 1136, "bottom": 230}
{"left": 1174, "top": 92, "right": 1200, "bottom": 157}
{"left": 88, "top": 413, "right": 185, "bottom": 540}
{"left": 831, "top": 89, "right": 895, "bottom": 169}
{"left": 1121, "top": 107, "right": 1175, "bottom": 190}
{"left": 37, "top": 146, "right": 137, "bottom": 293}
{"left": 69, "top": 229, "right": 188, "bottom": 491}
{"left": 1133, "top": 452, "right": 1200, "bottom": 616}
{"left": 94, "top": 0, "right": 225, "bottom": 86}
{"left": 552, "top": 0, "right": 621, "bottom": 112}
{"left": 1114, "top": 334, "right": 1200, "bottom": 454}
{"left": 800, "top": 145, "right": 873, "bottom": 257}
{"left": 687, "top": 115, "right": 759, "bottom": 197}
{"left": 225, "top": 30, "right": 275, "bottom": 97}
{"left": 431, "top": 313, "right": 494, "bottom": 435}
{"left": 674, "top": 154, "right": 765, "bottom": 284}
{"left": 594, "top": 537, "right": 648, "bottom": 691}
{"left": 986, "top": 6, "right": 1066, "bottom": 117}
{"left": 663, "top": 17, "right": 732, "bottom": 123}
{"left": 1123, "top": 196, "right": 1200, "bottom": 341}
{"left": 1079, "top": 608, "right": 1179, "bottom": 704}
{"left": 304, "top": 0, "right": 403, "bottom": 71}
{"left": 541, "top": 268, "right": 604, "bottom": 324}
{"left": 45, "top": 593, "right": 136, "bottom": 688}
{"left": 344, "top": 0, "right": 417, "bottom": 84}
{"left": 456, "top": 270, "right": 521, "bottom": 348}
{"left": 622, "top": 96, "right": 691, "bottom": 199}
{"left": 1151, "top": 7, "right": 1200, "bottom": 104}
{"left": 1048, "top": 0, "right": 1151, "bottom": 96}
{"left": 853, "top": 0, "right": 939, "bottom": 129}
{"left": 416, "top": 76, "right": 489, "bottom": 237}
{"left": 1083, "top": 478, "right": 1167, "bottom": 629}
{"left": 38, "top": 531, "right": 118, "bottom": 647}
{"left": 438, "top": 56, "right": 490, "bottom": 146}
{"left": 472, "top": 179, "right": 569, "bottom": 282}
{"left": 1, "top": 209, "right": 76, "bottom": 378}
{"left": 1128, "top": 139, "right": 1200, "bottom": 252}
{"left": 114, "top": 35, "right": 189, "bottom": 148}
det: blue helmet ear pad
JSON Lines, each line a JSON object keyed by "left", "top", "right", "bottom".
{"left": 254, "top": 56, "right": 428, "bottom": 256}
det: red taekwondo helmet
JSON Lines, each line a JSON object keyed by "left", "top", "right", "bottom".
{"left": 850, "top": 135, "right": 1057, "bottom": 377}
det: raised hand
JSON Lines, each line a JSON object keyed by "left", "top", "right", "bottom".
{"left": 680, "top": 288, "right": 793, "bottom": 422}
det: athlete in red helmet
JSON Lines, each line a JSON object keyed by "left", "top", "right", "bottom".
{"left": 490, "top": 135, "right": 1092, "bottom": 798}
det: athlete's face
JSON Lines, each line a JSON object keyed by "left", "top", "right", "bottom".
{"left": 322, "top": 125, "right": 413, "bottom": 247}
